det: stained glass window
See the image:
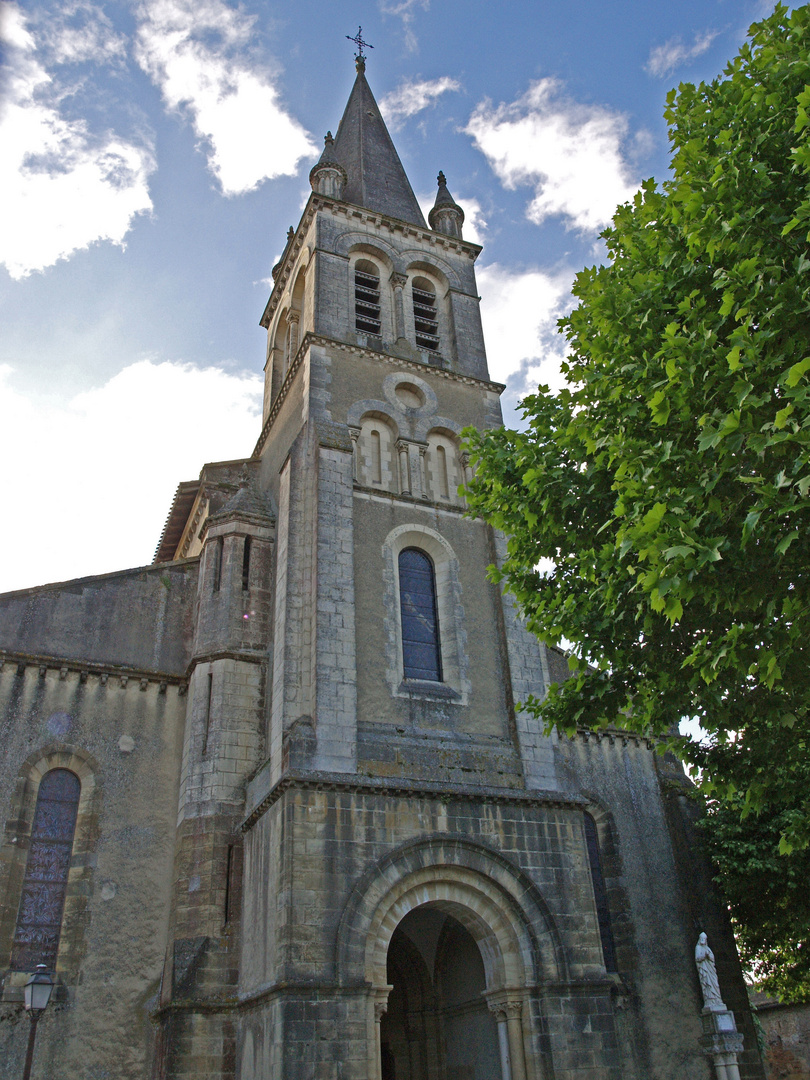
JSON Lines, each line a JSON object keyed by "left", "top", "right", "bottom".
{"left": 583, "top": 811, "right": 618, "bottom": 973}
{"left": 11, "top": 769, "right": 80, "bottom": 971}
{"left": 399, "top": 548, "right": 442, "bottom": 682}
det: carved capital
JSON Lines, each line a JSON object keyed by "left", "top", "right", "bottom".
{"left": 372, "top": 985, "right": 393, "bottom": 1023}
{"left": 486, "top": 993, "right": 523, "bottom": 1021}
{"left": 390, "top": 272, "right": 408, "bottom": 291}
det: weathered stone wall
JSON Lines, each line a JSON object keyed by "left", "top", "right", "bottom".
{"left": 0, "top": 560, "right": 197, "bottom": 674}
{"left": 0, "top": 661, "right": 186, "bottom": 1080}
{"left": 235, "top": 770, "right": 737, "bottom": 1080}
{"left": 757, "top": 1001, "right": 810, "bottom": 1079}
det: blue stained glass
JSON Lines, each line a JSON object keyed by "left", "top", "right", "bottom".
{"left": 11, "top": 768, "right": 80, "bottom": 971}
{"left": 399, "top": 548, "right": 442, "bottom": 682}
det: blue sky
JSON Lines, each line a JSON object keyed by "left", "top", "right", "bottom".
{"left": 0, "top": 0, "right": 775, "bottom": 592}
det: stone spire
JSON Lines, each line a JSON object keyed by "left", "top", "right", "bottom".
{"left": 428, "top": 171, "right": 465, "bottom": 239}
{"left": 327, "top": 63, "right": 427, "bottom": 228}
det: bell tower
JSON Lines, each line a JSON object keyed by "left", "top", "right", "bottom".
{"left": 154, "top": 49, "right": 762, "bottom": 1080}
{"left": 251, "top": 50, "right": 557, "bottom": 796}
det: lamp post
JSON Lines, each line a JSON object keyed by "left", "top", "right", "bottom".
{"left": 22, "top": 965, "right": 54, "bottom": 1080}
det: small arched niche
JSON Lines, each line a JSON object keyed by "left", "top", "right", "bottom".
{"left": 358, "top": 415, "right": 397, "bottom": 492}
{"left": 425, "top": 430, "right": 462, "bottom": 504}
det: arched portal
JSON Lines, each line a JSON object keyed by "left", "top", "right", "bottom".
{"left": 381, "top": 906, "right": 501, "bottom": 1080}
{"left": 337, "top": 842, "right": 565, "bottom": 1080}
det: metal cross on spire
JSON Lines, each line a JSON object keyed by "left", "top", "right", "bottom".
{"left": 346, "top": 25, "right": 373, "bottom": 65}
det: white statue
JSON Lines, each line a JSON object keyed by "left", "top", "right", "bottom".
{"left": 695, "top": 933, "right": 726, "bottom": 1012}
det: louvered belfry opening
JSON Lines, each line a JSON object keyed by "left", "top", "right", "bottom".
{"left": 399, "top": 548, "right": 442, "bottom": 682}
{"left": 355, "top": 261, "right": 381, "bottom": 336}
{"left": 412, "top": 278, "right": 439, "bottom": 352}
{"left": 11, "top": 768, "right": 81, "bottom": 971}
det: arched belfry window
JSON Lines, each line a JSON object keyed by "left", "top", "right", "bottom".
{"left": 399, "top": 548, "right": 442, "bottom": 682}
{"left": 355, "top": 261, "right": 381, "bottom": 336}
{"left": 11, "top": 769, "right": 80, "bottom": 971}
{"left": 583, "top": 811, "right": 618, "bottom": 973}
{"left": 412, "top": 278, "right": 439, "bottom": 352}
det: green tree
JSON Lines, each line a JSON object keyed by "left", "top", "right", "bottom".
{"left": 464, "top": 4, "right": 810, "bottom": 996}
{"left": 702, "top": 794, "right": 810, "bottom": 1001}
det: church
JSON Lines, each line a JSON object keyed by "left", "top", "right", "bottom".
{"left": 0, "top": 54, "right": 764, "bottom": 1080}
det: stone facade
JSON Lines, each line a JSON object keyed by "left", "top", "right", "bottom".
{"left": 0, "top": 59, "right": 765, "bottom": 1080}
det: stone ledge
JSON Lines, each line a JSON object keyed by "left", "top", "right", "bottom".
{"left": 0, "top": 649, "right": 188, "bottom": 691}
{"left": 240, "top": 767, "right": 586, "bottom": 834}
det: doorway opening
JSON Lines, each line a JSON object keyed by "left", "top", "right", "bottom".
{"left": 380, "top": 905, "right": 501, "bottom": 1080}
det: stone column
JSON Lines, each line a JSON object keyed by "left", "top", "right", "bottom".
{"left": 396, "top": 439, "right": 411, "bottom": 496}
{"left": 460, "top": 451, "right": 473, "bottom": 487}
{"left": 288, "top": 310, "right": 300, "bottom": 357}
{"left": 391, "top": 272, "right": 408, "bottom": 342}
{"left": 487, "top": 1001, "right": 513, "bottom": 1080}
{"left": 349, "top": 427, "right": 360, "bottom": 482}
{"left": 417, "top": 444, "right": 429, "bottom": 499}
{"left": 487, "top": 993, "right": 527, "bottom": 1080}
{"left": 369, "top": 986, "right": 393, "bottom": 1080}
{"left": 700, "top": 1018, "right": 744, "bottom": 1080}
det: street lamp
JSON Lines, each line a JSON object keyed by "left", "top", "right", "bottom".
{"left": 22, "top": 965, "right": 54, "bottom": 1080}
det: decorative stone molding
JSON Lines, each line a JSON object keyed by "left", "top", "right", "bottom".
{"left": 240, "top": 768, "right": 586, "bottom": 833}
{"left": 0, "top": 650, "right": 187, "bottom": 690}
{"left": 252, "top": 332, "right": 505, "bottom": 459}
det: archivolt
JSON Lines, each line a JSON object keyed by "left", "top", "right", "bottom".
{"left": 335, "top": 835, "right": 566, "bottom": 989}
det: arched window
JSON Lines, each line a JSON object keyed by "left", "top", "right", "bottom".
{"left": 11, "top": 769, "right": 80, "bottom": 971}
{"left": 355, "top": 261, "right": 381, "bottom": 336}
{"left": 399, "top": 548, "right": 442, "bottom": 682}
{"left": 412, "top": 278, "right": 439, "bottom": 352}
{"left": 583, "top": 811, "right": 618, "bottom": 973}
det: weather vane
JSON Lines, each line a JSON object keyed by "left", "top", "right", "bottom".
{"left": 346, "top": 25, "right": 373, "bottom": 62}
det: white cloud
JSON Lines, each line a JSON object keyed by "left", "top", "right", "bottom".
{"left": 457, "top": 198, "right": 486, "bottom": 246}
{"left": 135, "top": 0, "right": 315, "bottom": 195}
{"left": 0, "top": 4, "right": 155, "bottom": 280}
{"left": 477, "top": 263, "right": 574, "bottom": 395}
{"left": 381, "top": 76, "right": 460, "bottom": 128}
{"left": 0, "top": 360, "right": 262, "bottom": 593}
{"left": 378, "top": 0, "right": 429, "bottom": 52}
{"left": 645, "top": 29, "right": 719, "bottom": 78}
{"left": 466, "top": 79, "right": 639, "bottom": 234}
{"left": 39, "top": 1, "right": 127, "bottom": 66}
